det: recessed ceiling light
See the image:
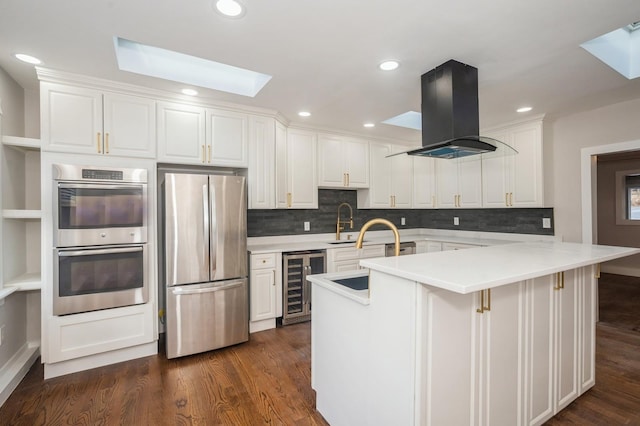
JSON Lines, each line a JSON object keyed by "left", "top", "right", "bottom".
{"left": 215, "top": 0, "right": 245, "bottom": 18}
{"left": 363, "top": 123, "right": 375, "bottom": 128}
{"left": 15, "top": 53, "right": 41, "bottom": 65}
{"left": 516, "top": 106, "right": 533, "bottom": 113}
{"left": 379, "top": 60, "right": 399, "bottom": 71}
{"left": 298, "top": 111, "right": 311, "bottom": 117}
{"left": 181, "top": 88, "right": 198, "bottom": 96}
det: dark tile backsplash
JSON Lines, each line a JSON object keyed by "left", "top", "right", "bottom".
{"left": 247, "top": 189, "right": 554, "bottom": 237}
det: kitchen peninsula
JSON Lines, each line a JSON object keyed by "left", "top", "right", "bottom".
{"left": 308, "top": 241, "right": 640, "bottom": 426}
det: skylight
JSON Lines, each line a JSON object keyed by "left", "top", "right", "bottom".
{"left": 382, "top": 111, "right": 422, "bottom": 130}
{"left": 581, "top": 22, "right": 640, "bottom": 80}
{"left": 113, "top": 37, "right": 272, "bottom": 97}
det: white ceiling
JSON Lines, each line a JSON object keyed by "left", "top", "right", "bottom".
{"left": 1, "top": 0, "right": 640, "bottom": 145}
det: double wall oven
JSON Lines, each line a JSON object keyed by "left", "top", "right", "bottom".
{"left": 52, "top": 164, "right": 149, "bottom": 316}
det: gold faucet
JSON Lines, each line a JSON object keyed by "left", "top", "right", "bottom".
{"left": 336, "top": 202, "right": 354, "bottom": 240}
{"left": 356, "top": 218, "right": 400, "bottom": 256}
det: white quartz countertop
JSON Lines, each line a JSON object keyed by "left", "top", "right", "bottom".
{"left": 359, "top": 241, "right": 640, "bottom": 294}
{"left": 247, "top": 229, "right": 538, "bottom": 254}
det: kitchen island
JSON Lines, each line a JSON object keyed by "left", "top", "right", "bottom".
{"left": 308, "top": 241, "right": 639, "bottom": 426}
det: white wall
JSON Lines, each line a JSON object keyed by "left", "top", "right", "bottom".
{"left": 549, "top": 98, "right": 640, "bottom": 243}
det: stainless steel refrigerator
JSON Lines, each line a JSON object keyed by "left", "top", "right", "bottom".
{"left": 163, "top": 173, "right": 248, "bottom": 359}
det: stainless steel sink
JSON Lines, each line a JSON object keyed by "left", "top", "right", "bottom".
{"left": 327, "top": 240, "right": 367, "bottom": 245}
{"left": 333, "top": 276, "right": 369, "bottom": 290}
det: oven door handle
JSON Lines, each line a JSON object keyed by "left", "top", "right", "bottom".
{"left": 58, "top": 246, "right": 143, "bottom": 257}
{"left": 57, "top": 183, "right": 142, "bottom": 190}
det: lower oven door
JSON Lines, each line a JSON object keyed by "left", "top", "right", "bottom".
{"left": 54, "top": 244, "right": 148, "bottom": 316}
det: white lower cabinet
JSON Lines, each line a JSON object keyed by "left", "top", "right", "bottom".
{"left": 420, "top": 266, "right": 597, "bottom": 426}
{"left": 249, "top": 252, "right": 282, "bottom": 333}
{"left": 326, "top": 244, "right": 385, "bottom": 273}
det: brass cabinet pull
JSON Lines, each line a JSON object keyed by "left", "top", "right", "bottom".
{"left": 505, "top": 193, "right": 509, "bottom": 206}
{"left": 96, "top": 132, "right": 102, "bottom": 153}
{"left": 346, "top": 173, "right": 350, "bottom": 187}
{"left": 272, "top": 270, "right": 276, "bottom": 286}
{"left": 509, "top": 192, "right": 513, "bottom": 206}
{"left": 208, "top": 145, "right": 212, "bottom": 163}
{"left": 561, "top": 271, "right": 565, "bottom": 289}
{"left": 595, "top": 264, "right": 601, "bottom": 279}
{"left": 486, "top": 289, "right": 491, "bottom": 311}
{"left": 201, "top": 145, "right": 205, "bottom": 163}
{"left": 554, "top": 272, "right": 565, "bottom": 290}
{"left": 477, "top": 290, "right": 485, "bottom": 313}
{"left": 287, "top": 192, "right": 292, "bottom": 208}
{"left": 343, "top": 173, "right": 347, "bottom": 187}
{"left": 105, "top": 133, "right": 109, "bottom": 154}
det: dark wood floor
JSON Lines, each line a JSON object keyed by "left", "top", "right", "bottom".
{"left": 1, "top": 273, "right": 638, "bottom": 425}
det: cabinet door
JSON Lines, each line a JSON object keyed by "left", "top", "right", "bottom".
{"left": 41, "top": 83, "right": 103, "bottom": 154}
{"left": 476, "top": 283, "right": 526, "bottom": 426}
{"left": 286, "top": 129, "right": 317, "bottom": 208}
{"left": 554, "top": 269, "right": 580, "bottom": 412}
{"left": 413, "top": 157, "right": 437, "bottom": 209}
{"left": 482, "top": 129, "right": 510, "bottom": 207}
{"left": 103, "top": 93, "right": 156, "bottom": 158}
{"left": 157, "top": 101, "right": 206, "bottom": 164}
{"left": 207, "top": 108, "right": 248, "bottom": 167}
{"left": 436, "top": 159, "right": 459, "bottom": 208}
{"left": 525, "top": 274, "right": 555, "bottom": 425}
{"left": 317, "top": 134, "right": 346, "bottom": 187}
{"left": 580, "top": 266, "right": 597, "bottom": 394}
{"left": 458, "top": 158, "right": 483, "bottom": 208}
{"left": 366, "top": 143, "right": 393, "bottom": 208}
{"left": 275, "top": 122, "right": 289, "bottom": 208}
{"left": 344, "top": 138, "right": 369, "bottom": 188}
{"left": 511, "top": 123, "right": 543, "bottom": 207}
{"left": 248, "top": 116, "right": 276, "bottom": 209}
{"left": 391, "top": 145, "right": 413, "bottom": 208}
{"left": 250, "top": 268, "right": 277, "bottom": 321}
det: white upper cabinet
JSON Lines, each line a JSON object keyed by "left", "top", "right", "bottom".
{"left": 413, "top": 156, "right": 437, "bottom": 209}
{"left": 482, "top": 118, "right": 544, "bottom": 207}
{"left": 41, "top": 83, "right": 156, "bottom": 158}
{"left": 317, "top": 134, "right": 369, "bottom": 188}
{"left": 276, "top": 128, "right": 318, "bottom": 209}
{"left": 157, "top": 101, "right": 206, "bottom": 164}
{"left": 436, "top": 157, "right": 482, "bottom": 208}
{"left": 248, "top": 115, "right": 276, "bottom": 209}
{"left": 157, "top": 103, "right": 248, "bottom": 167}
{"left": 206, "top": 108, "right": 248, "bottom": 167}
{"left": 357, "top": 143, "right": 413, "bottom": 208}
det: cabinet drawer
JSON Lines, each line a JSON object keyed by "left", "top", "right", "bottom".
{"left": 252, "top": 253, "right": 277, "bottom": 269}
{"left": 328, "top": 246, "right": 360, "bottom": 261}
{"left": 360, "top": 244, "right": 385, "bottom": 259}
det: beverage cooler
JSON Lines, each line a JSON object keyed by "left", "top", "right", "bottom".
{"left": 281, "top": 250, "right": 326, "bottom": 325}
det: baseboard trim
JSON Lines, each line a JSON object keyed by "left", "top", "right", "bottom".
{"left": 0, "top": 343, "right": 40, "bottom": 408}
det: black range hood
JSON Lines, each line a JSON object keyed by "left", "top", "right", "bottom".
{"left": 408, "top": 59, "right": 498, "bottom": 159}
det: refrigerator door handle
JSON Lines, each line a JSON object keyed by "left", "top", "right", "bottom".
{"left": 202, "top": 184, "right": 210, "bottom": 270}
{"left": 210, "top": 181, "right": 217, "bottom": 275}
{"left": 171, "top": 281, "right": 244, "bottom": 295}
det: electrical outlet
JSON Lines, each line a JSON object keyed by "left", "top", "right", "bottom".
{"left": 304, "top": 221, "right": 310, "bottom": 231}
{"left": 401, "top": 217, "right": 406, "bottom": 226}
{"left": 453, "top": 217, "right": 460, "bottom": 226}
{"left": 542, "top": 218, "right": 551, "bottom": 229}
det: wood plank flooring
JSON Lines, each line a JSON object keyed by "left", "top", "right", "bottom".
{"left": 1, "top": 273, "right": 638, "bottom": 425}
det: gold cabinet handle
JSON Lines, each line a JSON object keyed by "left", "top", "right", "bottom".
{"left": 201, "top": 145, "right": 205, "bottom": 163}
{"left": 105, "top": 133, "right": 109, "bottom": 154}
{"left": 561, "top": 271, "right": 565, "bottom": 289}
{"left": 595, "top": 264, "right": 601, "bottom": 279}
{"left": 96, "top": 132, "right": 102, "bottom": 153}
{"left": 554, "top": 272, "right": 565, "bottom": 290}
{"left": 343, "top": 173, "right": 347, "bottom": 187}
{"left": 505, "top": 193, "right": 509, "bottom": 207}
{"left": 486, "top": 289, "right": 491, "bottom": 311}
{"left": 208, "top": 145, "right": 212, "bottom": 163}
{"left": 287, "top": 192, "right": 292, "bottom": 208}
{"left": 477, "top": 290, "right": 485, "bottom": 313}
{"left": 509, "top": 192, "right": 513, "bottom": 206}
{"left": 346, "top": 173, "right": 350, "bottom": 187}
{"left": 476, "top": 289, "right": 491, "bottom": 313}
{"left": 272, "top": 269, "right": 276, "bottom": 286}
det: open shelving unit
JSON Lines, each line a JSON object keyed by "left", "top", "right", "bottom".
{"left": 1, "top": 135, "right": 42, "bottom": 293}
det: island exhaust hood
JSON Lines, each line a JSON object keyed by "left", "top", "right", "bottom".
{"left": 404, "top": 59, "right": 500, "bottom": 159}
